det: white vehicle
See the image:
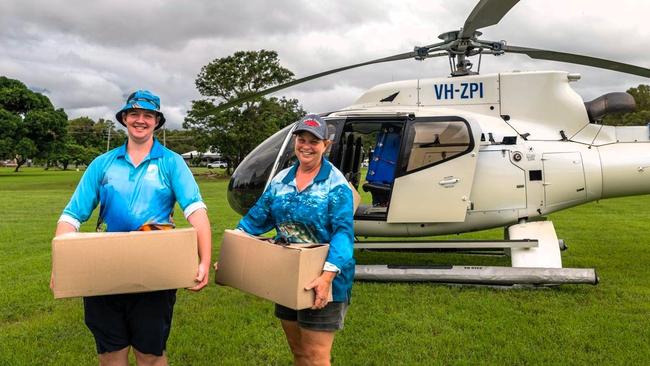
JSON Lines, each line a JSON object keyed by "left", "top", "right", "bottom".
{"left": 222, "top": 0, "right": 649, "bottom": 286}
{"left": 207, "top": 161, "right": 227, "bottom": 169}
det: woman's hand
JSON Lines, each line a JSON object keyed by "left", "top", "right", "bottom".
{"left": 305, "top": 271, "right": 336, "bottom": 309}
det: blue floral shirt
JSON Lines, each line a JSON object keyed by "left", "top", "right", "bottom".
{"left": 238, "top": 159, "right": 355, "bottom": 302}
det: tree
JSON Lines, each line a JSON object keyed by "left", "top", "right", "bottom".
{"left": 45, "top": 117, "right": 127, "bottom": 170}
{"left": 68, "top": 117, "right": 126, "bottom": 154}
{"left": 153, "top": 128, "right": 198, "bottom": 155}
{"left": 0, "top": 77, "right": 52, "bottom": 114}
{"left": 24, "top": 108, "right": 68, "bottom": 162}
{"left": 96, "top": 118, "right": 127, "bottom": 151}
{"left": 55, "top": 143, "right": 101, "bottom": 170}
{"left": 602, "top": 84, "right": 650, "bottom": 126}
{"left": 0, "top": 76, "right": 68, "bottom": 171}
{"left": 184, "top": 50, "right": 305, "bottom": 173}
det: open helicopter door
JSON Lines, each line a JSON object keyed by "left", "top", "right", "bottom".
{"left": 387, "top": 117, "right": 481, "bottom": 223}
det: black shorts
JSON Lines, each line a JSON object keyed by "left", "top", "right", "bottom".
{"left": 83, "top": 289, "right": 177, "bottom": 356}
{"left": 274, "top": 301, "right": 349, "bottom": 331}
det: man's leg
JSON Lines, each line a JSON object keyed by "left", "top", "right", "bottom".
{"left": 133, "top": 349, "right": 168, "bottom": 366}
{"left": 128, "top": 290, "right": 176, "bottom": 362}
{"left": 84, "top": 295, "right": 130, "bottom": 362}
{"left": 97, "top": 346, "right": 130, "bottom": 366}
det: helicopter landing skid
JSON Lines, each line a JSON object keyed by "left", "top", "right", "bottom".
{"left": 354, "top": 221, "right": 598, "bottom": 285}
{"left": 354, "top": 265, "right": 598, "bottom": 285}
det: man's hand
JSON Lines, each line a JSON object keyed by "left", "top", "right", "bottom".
{"left": 188, "top": 262, "right": 210, "bottom": 291}
{"left": 305, "top": 271, "right": 336, "bottom": 309}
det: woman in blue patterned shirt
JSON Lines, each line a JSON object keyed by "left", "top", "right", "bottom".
{"left": 236, "top": 114, "right": 355, "bottom": 366}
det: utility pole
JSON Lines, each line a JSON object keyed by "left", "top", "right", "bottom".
{"left": 163, "top": 127, "right": 166, "bottom": 146}
{"left": 106, "top": 126, "right": 111, "bottom": 152}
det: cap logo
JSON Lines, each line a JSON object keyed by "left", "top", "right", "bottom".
{"left": 303, "top": 119, "right": 321, "bottom": 127}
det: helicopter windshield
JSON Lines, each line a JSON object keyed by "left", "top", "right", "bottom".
{"left": 227, "top": 124, "right": 293, "bottom": 216}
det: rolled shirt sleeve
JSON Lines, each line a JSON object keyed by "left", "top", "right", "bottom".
{"left": 169, "top": 154, "right": 207, "bottom": 218}
{"left": 59, "top": 158, "right": 103, "bottom": 229}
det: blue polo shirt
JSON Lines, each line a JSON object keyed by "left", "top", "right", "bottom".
{"left": 59, "top": 139, "right": 206, "bottom": 232}
{"left": 238, "top": 159, "right": 355, "bottom": 302}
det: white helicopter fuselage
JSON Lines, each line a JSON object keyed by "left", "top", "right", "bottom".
{"left": 327, "top": 71, "right": 650, "bottom": 237}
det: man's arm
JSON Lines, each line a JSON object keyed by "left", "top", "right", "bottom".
{"left": 186, "top": 208, "right": 211, "bottom": 291}
{"left": 55, "top": 221, "right": 77, "bottom": 237}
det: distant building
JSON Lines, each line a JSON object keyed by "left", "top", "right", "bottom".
{"left": 0, "top": 159, "right": 18, "bottom": 167}
{"left": 181, "top": 149, "right": 222, "bottom": 166}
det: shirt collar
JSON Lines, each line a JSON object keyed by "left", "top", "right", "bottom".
{"left": 116, "top": 138, "right": 164, "bottom": 160}
{"left": 149, "top": 139, "right": 164, "bottom": 159}
{"left": 281, "top": 158, "right": 332, "bottom": 185}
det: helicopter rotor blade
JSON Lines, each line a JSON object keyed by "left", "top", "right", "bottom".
{"left": 459, "top": 0, "right": 520, "bottom": 39}
{"left": 503, "top": 45, "right": 650, "bottom": 78}
{"left": 213, "top": 50, "right": 424, "bottom": 112}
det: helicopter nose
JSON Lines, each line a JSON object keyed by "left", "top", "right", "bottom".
{"left": 227, "top": 125, "right": 294, "bottom": 216}
{"left": 227, "top": 165, "right": 266, "bottom": 216}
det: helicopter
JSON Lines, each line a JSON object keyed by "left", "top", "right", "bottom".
{"left": 220, "top": 0, "right": 650, "bottom": 286}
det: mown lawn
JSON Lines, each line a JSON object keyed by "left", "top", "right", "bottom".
{"left": 0, "top": 167, "right": 648, "bottom": 365}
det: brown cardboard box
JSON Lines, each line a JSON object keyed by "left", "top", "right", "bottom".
{"left": 52, "top": 228, "right": 198, "bottom": 299}
{"left": 215, "top": 229, "right": 331, "bottom": 310}
{"left": 350, "top": 183, "right": 361, "bottom": 213}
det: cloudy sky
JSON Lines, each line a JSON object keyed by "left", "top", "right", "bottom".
{"left": 1, "top": 0, "right": 649, "bottom": 129}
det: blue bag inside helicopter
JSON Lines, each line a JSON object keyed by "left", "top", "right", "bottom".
{"left": 364, "top": 126, "right": 401, "bottom": 206}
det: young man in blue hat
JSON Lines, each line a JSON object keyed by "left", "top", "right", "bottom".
{"left": 53, "top": 90, "right": 212, "bottom": 366}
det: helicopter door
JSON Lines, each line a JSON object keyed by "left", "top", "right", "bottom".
{"left": 387, "top": 117, "right": 480, "bottom": 223}
{"left": 542, "top": 152, "right": 587, "bottom": 209}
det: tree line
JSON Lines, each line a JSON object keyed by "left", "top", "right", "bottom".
{"left": 0, "top": 50, "right": 304, "bottom": 173}
{"left": 2, "top": 52, "right": 649, "bottom": 173}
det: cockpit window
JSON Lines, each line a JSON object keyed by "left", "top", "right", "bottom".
{"left": 227, "top": 124, "right": 293, "bottom": 215}
{"left": 404, "top": 121, "right": 472, "bottom": 172}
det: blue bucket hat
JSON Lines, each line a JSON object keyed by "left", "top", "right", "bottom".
{"left": 115, "top": 90, "right": 166, "bottom": 130}
{"left": 293, "top": 114, "right": 329, "bottom": 140}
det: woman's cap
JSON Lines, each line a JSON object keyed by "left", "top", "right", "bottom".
{"left": 293, "top": 114, "right": 328, "bottom": 140}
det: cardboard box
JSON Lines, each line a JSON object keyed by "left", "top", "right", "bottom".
{"left": 216, "top": 229, "right": 331, "bottom": 310}
{"left": 350, "top": 183, "right": 361, "bottom": 213}
{"left": 52, "top": 228, "right": 198, "bottom": 299}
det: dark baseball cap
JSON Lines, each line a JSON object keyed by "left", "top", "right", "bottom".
{"left": 293, "top": 114, "right": 328, "bottom": 140}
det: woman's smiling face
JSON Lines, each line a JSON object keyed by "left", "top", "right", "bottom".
{"left": 294, "top": 131, "right": 330, "bottom": 168}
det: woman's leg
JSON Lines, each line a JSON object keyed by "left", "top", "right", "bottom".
{"left": 280, "top": 319, "right": 307, "bottom": 365}
{"left": 298, "top": 328, "right": 335, "bottom": 366}
{"left": 281, "top": 319, "right": 336, "bottom": 366}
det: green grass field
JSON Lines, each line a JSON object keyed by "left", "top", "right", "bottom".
{"left": 1, "top": 167, "right": 649, "bottom": 365}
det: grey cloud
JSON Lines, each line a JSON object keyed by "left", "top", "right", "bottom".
{"left": 0, "top": 0, "right": 387, "bottom": 49}
{"left": 1, "top": 0, "right": 648, "bottom": 130}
